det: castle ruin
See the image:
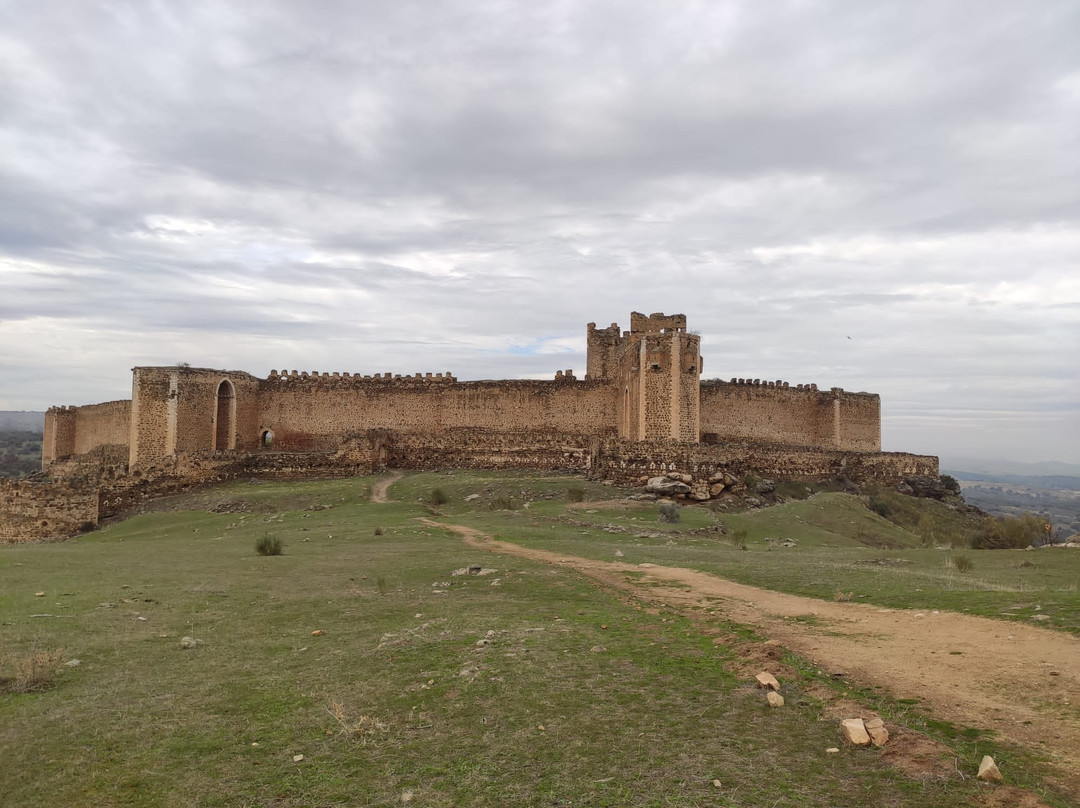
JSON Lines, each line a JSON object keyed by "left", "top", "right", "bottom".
{"left": 1, "top": 312, "right": 937, "bottom": 541}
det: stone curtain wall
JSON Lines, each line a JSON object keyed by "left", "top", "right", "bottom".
{"left": 590, "top": 438, "right": 936, "bottom": 487}
{"left": 837, "top": 392, "right": 881, "bottom": 452}
{"left": 0, "top": 479, "right": 99, "bottom": 542}
{"left": 43, "top": 401, "right": 131, "bottom": 465}
{"left": 384, "top": 428, "right": 594, "bottom": 472}
{"left": 73, "top": 400, "right": 131, "bottom": 454}
{"left": 699, "top": 380, "right": 880, "bottom": 451}
{"left": 255, "top": 374, "right": 618, "bottom": 447}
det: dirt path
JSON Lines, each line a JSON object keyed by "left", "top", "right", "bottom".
{"left": 370, "top": 471, "right": 403, "bottom": 504}
{"left": 422, "top": 519, "right": 1080, "bottom": 792}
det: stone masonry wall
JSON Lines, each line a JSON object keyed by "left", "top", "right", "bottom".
{"left": 700, "top": 380, "right": 880, "bottom": 451}
{"left": 384, "top": 429, "right": 594, "bottom": 472}
{"left": 0, "top": 478, "right": 99, "bottom": 542}
{"left": 590, "top": 438, "right": 937, "bottom": 487}
{"left": 73, "top": 400, "right": 131, "bottom": 454}
{"left": 255, "top": 374, "right": 617, "bottom": 448}
{"left": 130, "top": 367, "right": 262, "bottom": 466}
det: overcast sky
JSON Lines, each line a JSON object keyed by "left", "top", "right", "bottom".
{"left": 2, "top": 1, "right": 1078, "bottom": 464}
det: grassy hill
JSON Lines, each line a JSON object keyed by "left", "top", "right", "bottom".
{"left": 2, "top": 472, "right": 1076, "bottom": 807}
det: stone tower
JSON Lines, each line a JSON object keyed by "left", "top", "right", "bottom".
{"left": 587, "top": 312, "right": 702, "bottom": 442}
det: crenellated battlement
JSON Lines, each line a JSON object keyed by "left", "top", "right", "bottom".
{"left": 266, "top": 369, "right": 458, "bottom": 384}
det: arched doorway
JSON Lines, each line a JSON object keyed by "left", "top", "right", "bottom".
{"left": 215, "top": 380, "right": 235, "bottom": 450}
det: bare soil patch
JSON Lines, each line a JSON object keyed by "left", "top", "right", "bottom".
{"left": 423, "top": 519, "right": 1080, "bottom": 798}
{"left": 370, "top": 471, "right": 403, "bottom": 503}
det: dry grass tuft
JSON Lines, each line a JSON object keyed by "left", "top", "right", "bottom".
{"left": 1, "top": 649, "right": 65, "bottom": 694}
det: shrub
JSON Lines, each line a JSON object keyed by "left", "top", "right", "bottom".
{"left": 917, "top": 513, "right": 936, "bottom": 548}
{"left": 952, "top": 554, "right": 972, "bottom": 572}
{"left": 1, "top": 649, "right": 64, "bottom": 694}
{"left": 658, "top": 501, "right": 679, "bottom": 523}
{"left": 940, "top": 474, "right": 961, "bottom": 494}
{"left": 375, "top": 576, "right": 389, "bottom": 595}
{"left": 373, "top": 526, "right": 384, "bottom": 536}
{"left": 728, "top": 527, "right": 747, "bottom": 550}
{"left": 429, "top": 488, "right": 449, "bottom": 506}
{"left": 566, "top": 486, "right": 586, "bottom": 503}
{"left": 489, "top": 495, "right": 519, "bottom": 511}
{"left": 868, "top": 495, "right": 892, "bottom": 518}
{"left": 970, "top": 513, "right": 1048, "bottom": 549}
{"left": 255, "top": 533, "right": 283, "bottom": 556}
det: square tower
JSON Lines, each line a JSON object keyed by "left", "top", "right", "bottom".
{"left": 599, "top": 312, "right": 702, "bottom": 442}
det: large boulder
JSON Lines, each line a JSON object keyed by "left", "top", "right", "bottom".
{"left": 755, "top": 479, "right": 776, "bottom": 495}
{"left": 841, "top": 718, "right": 871, "bottom": 746}
{"left": 646, "top": 476, "right": 691, "bottom": 495}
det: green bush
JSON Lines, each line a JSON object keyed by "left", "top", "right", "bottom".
{"left": 952, "top": 554, "right": 972, "bottom": 572}
{"left": 658, "top": 501, "right": 679, "bottom": 523}
{"left": 868, "top": 495, "right": 892, "bottom": 518}
{"left": 970, "top": 513, "right": 1049, "bottom": 549}
{"left": 489, "top": 495, "right": 519, "bottom": 511}
{"left": 255, "top": 533, "right": 283, "bottom": 556}
{"left": 429, "top": 488, "right": 449, "bottom": 506}
{"left": 728, "top": 528, "right": 748, "bottom": 550}
{"left": 566, "top": 486, "right": 586, "bottom": 503}
{"left": 939, "top": 474, "right": 961, "bottom": 494}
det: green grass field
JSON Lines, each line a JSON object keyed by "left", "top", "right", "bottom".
{"left": 2, "top": 472, "right": 1075, "bottom": 807}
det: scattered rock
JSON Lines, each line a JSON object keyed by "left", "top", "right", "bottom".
{"left": 34, "top": 591, "right": 45, "bottom": 597}
{"left": 475, "top": 639, "right": 490, "bottom": 647}
{"left": 646, "top": 477, "right": 691, "bottom": 495}
{"left": 590, "top": 645, "right": 607, "bottom": 653}
{"left": 312, "top": 630, "right": 325, "bottom": 636}
{"left": 1031, "top": 615, "right": 1051, "bottom": 622}
{"left": 292, "top": 754, "right": 304, "bottom": 763}
{"left": 712, "top": 779, "right": 722, "bottom": 788}
{"left": 841, "top": 718, "right": 871, "bottom": 746}
{"left": 137, "top": 616, "right": 148, "bottom": 622}
{"left": 755, "top": 479, "right": 776, "bottom": 495}
{"left": 464, "top": 494, "right": 480, "bottom": 501}
{"left": 766, "top": 691, "right": 785, "bottom": 708}
{"left": 179, "top": 636, "right": 199, "bottom": 649}
{"left": 710, "top": 483, "right": 725, "bottom": 496}
{"left": 754, "top": 672, "right": 781, "bottom": 691}
{"left": 864, "top": 717, "right": 889, "bottom": 746}
{"left": 780, "top": 539, "right": 797, "bottom": 548}
{"left": 614, "top": 549, "right": 624, "bottom": 557}
{"left": 826, "top": 747, "right": 840, "bottom": 754}
{"left": 401, "top": 791, "right": 414, "bottom": 804}
{"left": 977, "top": 755, "right": 1004, "bottom": 782}
{"left": 65, "top": 659, "right": 81, "bottom": 667}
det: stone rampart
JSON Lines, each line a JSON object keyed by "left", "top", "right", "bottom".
{"left": 255, "top": 376, "right": 617, "bottom": 448}
{"left": 700, "top": 379, "right": 880, "bottom": 451}
{"left": 384, "top": 429, "right": 594, "bottom": 472}
{"left": 590, "top": 438, "right": 936, "bottom": 487}
{"left": 0, "top": 478, "right": 99, "bottom": 542}
{"left": 43, "top": 401, "right": 131, "bottom": 465}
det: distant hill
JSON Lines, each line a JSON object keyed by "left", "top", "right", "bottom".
{"left": 0, "top": 411, "right": 45, "bottom": 432}
{"left": 942, "top": 456, "right": 1080, "bottom": 476}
